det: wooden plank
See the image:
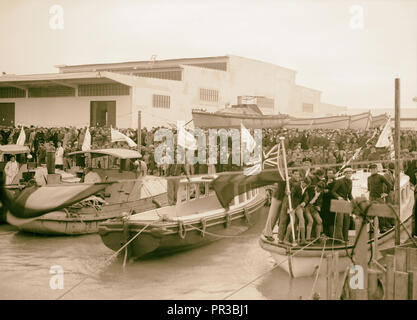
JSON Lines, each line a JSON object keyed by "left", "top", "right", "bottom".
{"left": 353, "top": 216, "right": 369, "bottom": 300}
{"left": 332, "top": 252, "right": 339, "bottom": 299}
{"left": 394, "top": 271, "right": 409, "bottom": 300}
{"left": 409, "top": 269, "right": 417, "bottom": 300}
{"left": 407, "top": 247, "right": 417, "bottom": 272}
{"left": 368, "top": 269, "right": 382, "bottom": 300}
{"left": 385, "top": 255, "right": 395, "bottom": 300}
{"left": 367, "top": 204, "right": 397, "bottom": 218}
{"left": 330, "top": 200, "right": 398, "bottom": 217}
{"left": 395, "top": 247, "right": 408, "bottom": 272}
{"left": 330, "top": 200, "right": 352, "bottom": 214}
{"left": 327, "top": 255, "right": 333, "bottom": 300}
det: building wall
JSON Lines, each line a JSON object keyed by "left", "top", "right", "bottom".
{"left": 0, "top": 95, "right": 132, "bottom": 128}
{"left": 292, "top": 85, "right": 322, "bottom": 116}
{"left": 227, "top": 55, "right": 297, "bottom": 115}
{"left": 318, "top": 102, "right": 347, "bottom": 115}
{"left": 0, "top": 56, "right": 349, "bottom": 129}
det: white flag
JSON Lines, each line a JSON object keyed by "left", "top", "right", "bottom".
{"left": 177, "top": 121, "right": 197, "bottom": 151}
{"left": 375, "top": 118, "right": 394, "bottom": 160}
{"left": 241, "top": 123, "right": 256, "bottom": 153}
{"left": 16, "top": 127, "right": 25, "bottom": 146}
{"left": 375, "top": 118, "right": 393, "bottom": 148}
{"left": 111, "top": 127, "right": 137, "bottom": 148}
{"left": 82, "top": 127, "right": 91, "bottom": 151}
{"left": 243, "top": 162, "right": 262, "bottom": 176}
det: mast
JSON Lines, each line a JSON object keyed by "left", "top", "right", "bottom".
{"left": 279, "top": 137, "right": 297, "bottom": 246}
{"left": 137, "top": 111, "right": 142, "bottom": 154}
{"left": 394, "top": 78, "right": 401, "bottom": 245}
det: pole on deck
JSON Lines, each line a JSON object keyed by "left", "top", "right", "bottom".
{"left": 394, "top": 78, "right": 401, "bottom": 246}
{"left": 280, "top": 137, "right": 297, "bottom": 246}
{"left": 137, "top": 111, "right": 142, "bottom": 154}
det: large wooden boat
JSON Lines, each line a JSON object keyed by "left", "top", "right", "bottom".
{"left": 7, "top": 149, "right": 168, "bottom": 235}
{"left": 98, "top": 175, "right": 267, "bottom": 258}
{"left": 192, "top": 105, "right": 289, "bottom": 129}
{"left": 192, "top": 106, "right": 387, "bottom": 130}
{"left": 259, "top": 170, "right": 415, "bottom": 278}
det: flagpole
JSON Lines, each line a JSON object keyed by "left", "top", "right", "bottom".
{"left": 137, "top": 111, "right": 141, "bottom": 154}
{"left": 394, "top": 78, "right": 401, "bottom": 245}
{"left": 279, "top": 136, "right": 297, "bottom": 246}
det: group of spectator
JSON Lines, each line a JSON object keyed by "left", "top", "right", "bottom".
{"left": 2, "top": 125, "right": 417, "bottom": 177}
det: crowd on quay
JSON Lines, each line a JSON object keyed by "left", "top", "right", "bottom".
{"left": 2, "top": 125, "right": 417, "bottom": 178}
{"left": 3, "top": 125, "right": 417, "bottom": 169}
{"left": 2, "top": 124, "right": 417, "bottom": 239}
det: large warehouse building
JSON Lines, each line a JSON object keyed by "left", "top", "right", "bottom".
{"left": 0, "top": 55, "right": 346, "bottom": 129}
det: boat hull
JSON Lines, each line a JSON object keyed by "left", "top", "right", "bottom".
{"left": 15, "top": 192, "right": 168, "bottom": 236}
{"left": 98, "top": 192, "right": 267, "bottom": 258}
{"left": 259, "top": 195, "right": 414, "bottom": 278}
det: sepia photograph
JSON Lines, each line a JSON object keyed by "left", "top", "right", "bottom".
{"left": 0, "top": 0, "right": 417, "bottom": 308}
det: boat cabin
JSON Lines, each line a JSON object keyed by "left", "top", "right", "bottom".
{"left": 129, "top": 175, "right": 261, "bottom": 221}
{"left": 0, "top": 145, "right": 31, "bottom": 183}
{"left": 67, "top": 148, "right": 143, "bottom": 182}
{"left": 177, "top": 175, "right": 260, "bottom": 209}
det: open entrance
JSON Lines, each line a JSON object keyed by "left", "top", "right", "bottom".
{"left": 90, "top": 101, "right": 116, "bottom": 127}
{"left": 0, "top": 103, "right": 15, "bottom": 126}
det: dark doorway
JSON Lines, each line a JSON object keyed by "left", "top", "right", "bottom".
{"left": 0, "top": 103, "right": 15, "bottom": 126}
{"left": 90, "top": 101, "right": 116, "bottom": 127}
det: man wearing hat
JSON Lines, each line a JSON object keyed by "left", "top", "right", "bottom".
{"left": 368, "top": 163, "right": 392, "bottom": 232}
{"left": 331, "top": 167, "right": 354, "bottom": 242}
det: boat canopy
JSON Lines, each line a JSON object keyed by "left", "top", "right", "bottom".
{"left": 0, "top": 145, "right": 30, "bottom": 155}
{"left": 68, "top": 148, "right": 142, "bottom": 159}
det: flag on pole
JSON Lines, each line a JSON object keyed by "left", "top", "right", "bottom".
{"left": 241, "top": 123, "right": 256, "bottom": 153}
{"left": 82, "top": 127, "right": 91, "bottom": 151}
{"left": 16, "top": 127, "right": 25, "bottom": 146}
{"left": 177, "top": 121, "right": 197, "bottom": 151}
{"left": 365, "top": 111, "right": 372, "bottom": 131}
{"left": 2, "top": 182, "right": 112, "bottom": 225}
{"left": 375, "top": 117, "right": 393, "bottom": 148}
{"left": 111, "top": 127, "right": 137, "bottom": 148}
{"left": 241, "top": 122, "right": 260, "bottom": 175}
{"left": 375, "top": 117, "right": 394, "bottom": 159}
{"left": 212, "top": 170, "right": 283, "bottom": 209}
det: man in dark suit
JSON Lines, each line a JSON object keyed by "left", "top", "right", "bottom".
{"left": 331, "top": 167, "right": 354, "bottom": 242}
{"left": 322, "top": 169, "right": 337, "bottom": 237}
{"left": 368, "top": 163, "right": 392, "bottom": 232}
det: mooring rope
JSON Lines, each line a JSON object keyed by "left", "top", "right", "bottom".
{"left": 310, "top": 239, "right": 327, "bottom": 299}
{"left": 222, "top": 236, "right": 321, "bottom": 300}
{"left": 55, "top": 220, "right": 156, "bottom": 300}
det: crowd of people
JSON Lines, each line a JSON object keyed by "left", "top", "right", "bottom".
{"left": 2, "top": 124, "right": 417, "bottom": 241}
{"left": 2, "top": 125, "right": 417, "bottom": 174}
{"left": 262, "top": 162, "right": 404, "bottom": 245}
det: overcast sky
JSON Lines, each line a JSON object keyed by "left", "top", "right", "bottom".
{"left": 0, "top": 0, "right": 416, "bottom": 110}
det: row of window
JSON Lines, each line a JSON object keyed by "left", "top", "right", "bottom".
{"left": 152, "top": 88, "right": 220, "bottom": 109}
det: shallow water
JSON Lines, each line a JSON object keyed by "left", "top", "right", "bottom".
{"left": 0, "top": 208, "right": 328, "bottom": 300}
